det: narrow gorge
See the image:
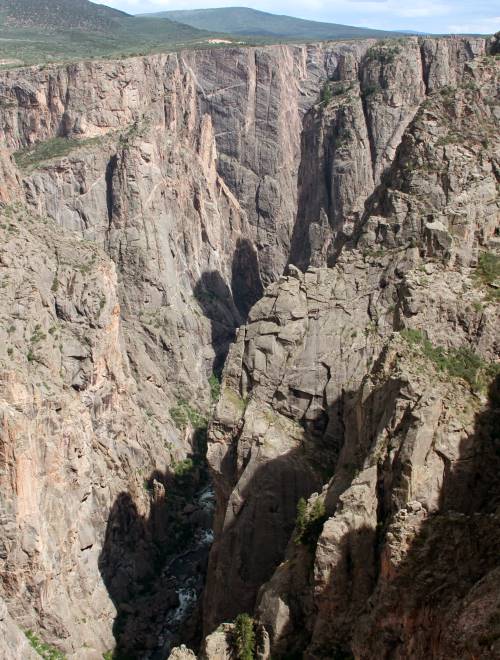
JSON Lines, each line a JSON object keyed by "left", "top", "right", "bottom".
{"left": 0, "top": 34, "right": 499, "bottom": 659}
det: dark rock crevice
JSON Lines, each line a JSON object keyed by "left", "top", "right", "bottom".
{"left": 105, "top": 154, "right": 118, "bottom": 224}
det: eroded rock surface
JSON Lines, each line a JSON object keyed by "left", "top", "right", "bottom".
{"left": 205, "top": 45, "right": 500, "bottom": 659}
{"left": 0, "top": 35, "right": 497, "bottom": 659}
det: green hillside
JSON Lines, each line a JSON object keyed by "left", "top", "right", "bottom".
{"left": 0, "top": 0, "right": 127, "bottom": 31}
{"left": 145, "top": 6, "right": 405, "bottom": 40}
{"left": 0, "top": 0, "right": 236, "bottom": 66}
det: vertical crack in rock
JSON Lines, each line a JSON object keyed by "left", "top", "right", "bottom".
{"left": 105, "top": 153, "right": 118, "bottom": 224}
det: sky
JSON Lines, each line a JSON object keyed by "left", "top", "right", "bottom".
{"left": 104, "top": 0, "right": 500, "bottom": 34}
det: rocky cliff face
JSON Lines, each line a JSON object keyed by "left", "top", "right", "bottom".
{"left": 205, "top": 41, "right": 500, "bottom": 660}
{"left": 0, "top": 35, "right": 498, "bottom": 659}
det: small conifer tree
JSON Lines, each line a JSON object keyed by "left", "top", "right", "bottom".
{"left": 234, "top": 613, "right": 255, "bottom": 660}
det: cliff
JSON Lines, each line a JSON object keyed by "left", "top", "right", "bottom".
{"left": 0, "top": 35, "right": 498, "bottom": 659}
{"left": 205, "top": 40, "right": 500, "bottom": 660}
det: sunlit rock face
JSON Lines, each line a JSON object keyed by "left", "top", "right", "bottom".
{"left": 0, "top": 35, "right": 498, "bottom": 660}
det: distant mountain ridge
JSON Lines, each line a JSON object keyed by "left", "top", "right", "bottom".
{"left": 0, "top": 0, "right": 232, "bottom": 65}
{"left": 0, "top": 0, "right": 413, "bottom": 68}
{"left": 143, "top": 6, "right": 406, "bottom": 40}
{"left": 0, "top": 0, "right": 128, "bottom": 31}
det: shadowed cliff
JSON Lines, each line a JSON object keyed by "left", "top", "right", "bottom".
{"left": 98, "top": 426, "right": 213, "bottom": 658}
{"left": 259, "top": 375, "right": 500, "bottom": 659}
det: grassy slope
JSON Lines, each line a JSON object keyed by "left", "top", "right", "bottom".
{"left": 0, "top": 0, "right": 127, "bottom": 31}
{"left": 0, "top": 0, "right": 235, "bottom": 65}
{"left": 145, "top": 7, "right": 404, "bottom": 40}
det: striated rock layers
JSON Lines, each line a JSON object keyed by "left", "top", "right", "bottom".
{"left": 0, "top": 34, "right": 498, "bottom": 659}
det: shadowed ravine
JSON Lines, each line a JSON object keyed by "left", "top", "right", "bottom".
{"left": 98, "top": 443, "right": 215, "bottom": 658}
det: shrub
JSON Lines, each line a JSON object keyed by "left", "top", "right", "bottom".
{"left": 233, "top": 613, "right": 255, "bottom": 660}
{"left": 30, "top": 325, "right": 46, "bottom": 344}
{"left": 444, "top": 347, "right": 483, "bottom": 386}
{"left": 25, "top": 630, "right": 66, "bottom": 660}
{"left": 169, "top": 398, "right": 207, "bottom": 431}
{"left": 335, "top": 127, "right": 353, "bottom": 148}
{"left": 365, "top": 43, "right": 401, "bottom": 65}
{"left": 295, "top": 497, "right": 328, "bottom": 549}
{"left": 400, "top": 329, "right": 499, "bottom": 391}
{"left": 295, "top": 497, "right": 308, "bottom": 540}
{"left": 475, "top": 252, "right": 500, "bottom": 301}
{"left": 320, "top": 82, "right": 333, "bottom": 105}
{"left": 173, "top": 458, "right": 194, "bottom": 478}
{"left": 209, "top": 373, "right": 221, "bottom": 403}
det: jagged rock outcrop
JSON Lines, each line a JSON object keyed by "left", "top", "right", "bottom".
{"left": 205, "top": 45, "right": 499, "bottom": 659}
{"left": 0, "top": 35, "right": 497, "bottom": 659}
{"left": 0, "top": 597, "right": 38, "bottom": 659}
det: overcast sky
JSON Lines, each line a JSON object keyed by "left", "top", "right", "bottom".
{"left": 104, "top": 0, "right": 500, "bottom": 34}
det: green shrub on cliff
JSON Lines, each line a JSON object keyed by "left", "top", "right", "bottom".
{"left": 169, "top": 398, "right": 207, "bottom": 431}
{"left": 320, "top": 82, "right": 333, "bottom": 105}
{"left": 400, "top": 329, "right": 500, "bottom": 392}
{"left": 475, "top": 252, "right": 500, "bottom": 301}
{"left": 233, "top": 613, "right": 255, "bottom": 660}
{"left": 295, "top": 497, "right": 328, "bottom": 549}
{"left": 295, "top": 497, "right": 308, "bottom": 540}
{"left": 209, "top": 373, "right": 221, "bottom": 403}
{"left": 25, "top": 630, "right": 66, "bottom": 660}
{"left": 13, "top": 137, "right": 100, "bottom": 171}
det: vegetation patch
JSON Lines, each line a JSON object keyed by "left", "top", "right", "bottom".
{"left": 365, "top": 42, "right": 401, "bottom": 65}
{"left": 209, "top": 373, "right": 221, "bottom": 403}
{"left": 25, "top": 630, "right": 66, "bottom": 660}
{"left": 173, "top": 457, "right": 194, "bottom": 477}
{"left": 363, "top": 82, "right": 383, "bottom": 98}
{"left": 233, "top": 613, "right": 256, "bottom": 660}
{"left": 158, "top": 453, "right": 207, "bottom": 557}
{"left": 13, "top": 136, "right": 100, "bottom": 171}
{"left": 30, "top": 324, "right": 46, "bottom": 344}
{"left": 320, "top": 82, "right": 333, "bottom": 105}
{"left": 400, "top": 328, "right": 500, "bottom": 392}
{"left": 335, "top": 127, "right": 353, "bottom": 148}
{"left": 295, "top": 497, "right": 328, "bottom": 550}
{"left": 435, "top": 131, "right": 462, "bottom": 147}
{"left": 223, "top": 387, "right": 248, "bottom": 414}
{"left": 474, "top": 252, "right": 500, "bottom": 301}
{"left": 169, "top": 398, "right": 207, "bottom": 431}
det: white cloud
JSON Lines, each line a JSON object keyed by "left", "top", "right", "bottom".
{"left": 397, "top": 2, "right": 452, "bottom": 18}
{"left": 448, "top": 16, "right": 500, "bottom": 33}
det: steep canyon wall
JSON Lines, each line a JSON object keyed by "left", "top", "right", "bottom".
{"left": 0, "top": 35, "right": 497, "bottom": 659}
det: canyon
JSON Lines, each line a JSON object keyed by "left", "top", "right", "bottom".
{"left": 0, "top": 34, "right": 498, "bottom": 659}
